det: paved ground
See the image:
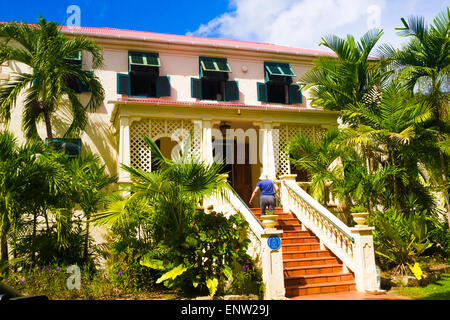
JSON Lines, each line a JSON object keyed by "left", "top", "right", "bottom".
{"left": 290, "top": 291, "right": 409, "bottom": 300}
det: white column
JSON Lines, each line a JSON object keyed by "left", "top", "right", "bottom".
{"left": 256, "top": 122, "right": 276, "bottom": 180}
{"left": 350, "top": 225, "right": 378, "bottom": 292}
{"left": 118, "top": 116, "right": 131, "bottom": 183}
{"left": 202, "top": 120, "right": 214, "bottom": 164}
{"left": 261, "top": 229, "right": 286, "bottom": 300}
{"left": 279, "top": 174, "right": 297, "bottom": 213}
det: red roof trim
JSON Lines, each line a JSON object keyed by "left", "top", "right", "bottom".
{"left": 113, "top": 97, "right": 335, "bottom": 113}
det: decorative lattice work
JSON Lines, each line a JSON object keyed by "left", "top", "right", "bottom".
{"left": 130, "top": 118, "right": 197, "bottom": 171}
{"left": 276, "top": 123, "right": 327, "bottom": 177}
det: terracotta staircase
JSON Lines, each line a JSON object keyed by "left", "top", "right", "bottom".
{"left": 252, "top": 207, "right": 356, "bottom": 297}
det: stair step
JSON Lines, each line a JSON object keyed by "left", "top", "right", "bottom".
{"left": 276, "top": 224, "right": 303, "bottom": 231}
{"left": 284, "top": 272, "right": 354, "bottom": 286}
{"left": 250, "top": 207, "right": 283, "bottom": 212}
{"left": 282, "top": 236, "right": 319, "bottom": 244}
{"left": 283, "top": 256, "right": 340, "bottom": 268}
{"left": 282, "top": 243, "right": 321, "bottom": 252}
{"left": 282, "top": 230, "right": 314, "bottom": 238}
{"left": 283, "top": 250, "right": 333, "bottom": 260}
{"left": 285, "top": 280, "right": 356, "bottom": 296}
{"left": 254, "top": 213, "right": 295, "bottom": 219}
{"left": 276, "top": 218, "right": 301, "bottom": 226}
{"left": 284, "top": 264, "right": 343, "bottom": 277}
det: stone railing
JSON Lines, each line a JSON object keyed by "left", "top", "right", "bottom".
{"left": 279, "top": 174, "right": 378, "bottom": 292}
{"left": 205, "top": 180, "right": 286, "bottom": 300}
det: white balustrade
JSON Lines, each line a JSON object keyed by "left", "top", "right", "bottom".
{"left": 279, "top": 174, "right": 378, "bottom": 292}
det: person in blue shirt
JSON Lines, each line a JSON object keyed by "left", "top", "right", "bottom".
{"left": 249, "top": 174, "right": 279, "bottom": 215}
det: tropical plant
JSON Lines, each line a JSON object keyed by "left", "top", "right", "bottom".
{"left": 0, "top": 16, "right": 104, "bottom": 142}
{"left": 67, "top": 153, "right": 117, "bottom": 262}
{"left": 0, "top": 132, "right": 55, "bottom": 264}
{"left": 92, "top": 136, "right": 252, "bottom": 296}
{"left": 370, "top": 208, "right": 434, "bottom": 275}
{"left": 288, "top": 127, "right": 344, "bottom": 205}
{"left": 299, "top": 28, "right": 389, "bottom": 124}
{"left": 379, "top": 8, "right": 450, "bottom": 225}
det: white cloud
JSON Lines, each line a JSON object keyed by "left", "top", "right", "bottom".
{"left": 187, "top": 0, "right": 387, "bottom": 50}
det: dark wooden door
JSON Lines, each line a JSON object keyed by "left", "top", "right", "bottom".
{"left": 233, "top": 141, "right": 252, "bottom": 204}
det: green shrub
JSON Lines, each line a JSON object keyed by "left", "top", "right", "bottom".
{"left": 140, "top": 210, "right": 258, "bottom": 297}
{"left": 370, "top": 208, "right": 434, "bottom": 274}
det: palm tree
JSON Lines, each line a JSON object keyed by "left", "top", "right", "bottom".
{"left": 299, "top": 29, "right": 389, "bottom": 125}
{"left": 68, "top": 153, "right": 117, "bottom": 261}
{"left": 92, "top": 136, "right": 228, "bottom": 242}
{"left": 288, "top": 127, "right": 344, "bottom": 206}
{"left": 379, "top": 8, "right": 450, "bottom": 224}
{"left": 0, "top": 16, "right": 104, "bottom": 141}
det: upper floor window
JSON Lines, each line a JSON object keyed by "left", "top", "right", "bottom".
{"left": 257, "top": 62, "right": 302, "bottom": 104}
{"left": 191, "top": 57, "right": 239, "bottom": 101}
{"left": 64, "top": 51, "right": 92, "bottom": 93}
{"left": 117, "top": 51, "right": 170, "bottom": 97}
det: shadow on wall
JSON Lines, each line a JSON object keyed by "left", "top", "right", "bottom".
{"left": 50, "top": 101, "right": 118, "bottom": 177}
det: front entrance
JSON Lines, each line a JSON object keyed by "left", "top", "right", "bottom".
{"left": 232, "top": 141, "right": 252, "bottom": 204}
{"left": 213, "top": 138, "right": 253, "bottom": 203}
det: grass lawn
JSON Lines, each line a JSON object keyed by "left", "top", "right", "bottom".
{"left": 389, "top": 274, "right": 450, "bottom": 300}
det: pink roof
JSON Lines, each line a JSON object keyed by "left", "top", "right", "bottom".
{"left": 59, "top": 25, "right": 336, "bottom": 58}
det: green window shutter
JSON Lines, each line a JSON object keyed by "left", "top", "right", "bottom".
{"left": 288, "top": 84, "right": 302, "bottom": 104}
{"left": 66, "top": 50, "right": 82, "bottom": 61}
{"left": 78, "top": 71, "right": 94, "bottom": 93}
{"left": 257, "top": 82, "right": 268, "bottom": 102}
{"left": 191, "top": 78, "right": 202, "bottom": 99}
{"left": 117, "top": 73, "right": 130, "bottom": 95}
{"left": 199, "top": 57, "right": 232, "bottom": 74}
{"left": 225, "top": 80, "right": 239, "bottom": 101}
{"left": 156, "top": 76, "right": 171, "bottom": 97}
{"left": 128, "top": 52, "right": 160, "bottom": 70}
{"left": 265, "top": 62, "right": 296, "bottom": 77}
{"left": 65, "top": 51, "right": 82, "bottom": 67}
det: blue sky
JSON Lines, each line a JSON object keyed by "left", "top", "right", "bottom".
{"left": 1, "top": 0, "right": 448, "bottom": 51}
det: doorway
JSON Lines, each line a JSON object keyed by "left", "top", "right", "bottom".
{"left": 213, "top": 138, "right": 253, "bottom": 203}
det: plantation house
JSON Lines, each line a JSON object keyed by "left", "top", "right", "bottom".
{"left": 0, "top": 26, "right": 378, "bottom": 299}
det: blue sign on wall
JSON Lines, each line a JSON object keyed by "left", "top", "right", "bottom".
{"left": 267, "top": 235, "right": 281, "bottom": 250}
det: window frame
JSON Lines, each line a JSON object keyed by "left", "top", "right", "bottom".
{"left": 116, "top": 51, "right": 170, "bottom": 98}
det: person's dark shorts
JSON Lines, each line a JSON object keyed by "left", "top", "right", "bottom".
{"left": 260, "top": 195, "right": 275, "bottom": 215}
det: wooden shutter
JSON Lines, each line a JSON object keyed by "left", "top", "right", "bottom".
{"left": 156, "top": 76, "right": 171, "bottom": 97}
{"left": 117, "top": 73, "right": 130, "bottom": 95}
{"left": 78, "top": 71, "right": 94, "bottom": 93}
{"left": 257, "top": 82, "right": 268, "bottom": 102}
{"left": 288, "top": 84, "right": 302, "bottom": 104}
{"left": 191, "top": 78, "right": 202, "bottom": 99}
{"left": 225, "top": 80, "right": 239, "bottom": 101}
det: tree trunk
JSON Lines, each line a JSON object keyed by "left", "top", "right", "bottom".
{"left": 437, "top": 130, "right": 450, "bottom": 228}
{"left": 42, "top": 105, "right": 53, "bottom": 144}
{"left": 0, "top": 234, "right": 8, "bottom": 262}
{"left": 431, "top": 78, "right": 449, "bottom": 228}
{"left": 84, "top": 211, "right": 90, "bottom": 262}
{"left": 31, "top": 210, "right": 37, "bottom": 266}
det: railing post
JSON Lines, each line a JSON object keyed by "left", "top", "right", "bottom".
{"left": 350, "top": 213, "right": 378, "bottom": 292}
{"left": 260, "top": 229, "right": 286, "bottom": 300}
{"left": 279, "top": 174, "right": 297, "bottom": 213}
